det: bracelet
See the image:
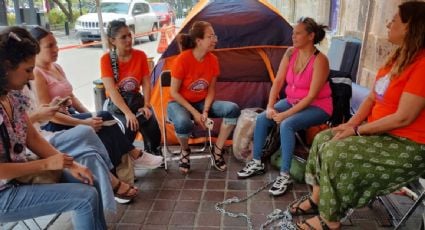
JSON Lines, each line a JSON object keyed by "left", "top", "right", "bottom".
{"left": 353, "top": 126, "right": 361, "bottom": 136}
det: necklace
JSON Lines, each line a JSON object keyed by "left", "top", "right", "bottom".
{"left": 293, "top": 49, "right": 317, "bottom": 75}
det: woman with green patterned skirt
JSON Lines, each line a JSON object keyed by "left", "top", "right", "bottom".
{"left": 289, "top": 2, "right": 425, "bottom": 229}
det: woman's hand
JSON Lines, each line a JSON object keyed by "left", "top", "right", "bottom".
{"left": 272, "top": 111, "right": 289, "bottom": 124}
{"left": 266, "top": 107, "right": 277, "bottom": 119}
{"left": 331, "top": 123, "right": 356, "bottom": 140}
{"left": 45, "top": 153, "right": 74, "bottom": 170}
{"left": 69, "top": 162, "right": 94, "bottom": 185}
{"left": 139, "top": 106, "right": 152, "bottom": 119}
{"left": 125, "top": 112, "right": 139, "bottom": 131}
{"left": 35, "top": 104, "right": 60, "bottom": 122}
{"left": 201, "top": 110, "right": 208, "bottom": 122}
{"left": 84, "top": 117, "right": 103, "bottom": 132}
{"left": 193, "top": 111, "right": 207, "bottom": 129}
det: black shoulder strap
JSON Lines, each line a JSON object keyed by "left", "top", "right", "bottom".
{"left": 109, "top": 49, "right": 120, "bottom": 83}
{"left": 0, "top": 122, "right": 11, "bottom": 162}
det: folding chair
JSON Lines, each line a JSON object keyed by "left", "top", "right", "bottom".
{"left": 393, "top": 183, "right": 425, "bottom": 229}
{"left": 158, "top": 70, "right": 212, "bottom": 170}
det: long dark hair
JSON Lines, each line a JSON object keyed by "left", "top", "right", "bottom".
{"left": 0, "top": 27, "right": 39, "bottom": 96}
{"left": 106, "top": 19, "right": 128, "bottom": 48}
{"left": 385, "top": 1, "right": 425, "bottom": 75}
{"left": 177, "top": 21, "right": 212, "bottom": 51}
{"left": 29, "top": 26, "right": 51, "bottom": 42}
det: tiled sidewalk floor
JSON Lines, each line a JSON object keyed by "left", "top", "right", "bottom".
{"left": 7, "top": 151, "right": 422, "bottom": 230}
{"left": 104, "top": 152, "right": 418, "bottom": 229}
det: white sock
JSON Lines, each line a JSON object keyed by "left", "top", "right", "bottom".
{"left": 253, "top": 159, "right": 261, "bottom": 165}
{"left": 280, "top": 171, "right": 290, "bottom": 177}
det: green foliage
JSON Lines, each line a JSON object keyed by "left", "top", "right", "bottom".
{"left": 7, "top": 13, "right": 15, "bottom": 26}
{"left": 48, "top": 8, "right": 67, "bottom": 25}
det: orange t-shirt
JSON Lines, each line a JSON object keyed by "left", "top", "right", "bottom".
{"left": 100, "top": 49, "right": 149, "bottom": 94}
{"left": 368, "top": 50, "right": 425, "bottom": 144}
{"left": 170, "top": 49, "right": 220, "bottom": 103}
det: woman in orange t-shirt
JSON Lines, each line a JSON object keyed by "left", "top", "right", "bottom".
{"left": 168, "top": 21, "right": 240, "bottom": 174}
{"left": 101, "top": 20, "right": 162, "bottom": 156}
{"left": 287, "top": 2, "right": 425, "bottom": 229}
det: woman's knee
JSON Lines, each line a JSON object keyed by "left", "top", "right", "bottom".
{"left": 96, "top": 111, "right": 114, "bottom": 120}
{"left": 73, "top": 184, "right": 99, "bottom": 206}
{"left": 173, "top": 117, "right": 193, "bottom": 134}
{"left": 221, "top": 102, "right": 241, "bottom": 118}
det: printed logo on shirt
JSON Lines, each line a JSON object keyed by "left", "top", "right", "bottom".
{"left": 118, "top": 77, "right": 139, "bottom": 92}
{"left": 374, "top": 74, "right": 390, "bottom": 101}
{"left": 188, "top": 79, "right": 209, "bottom": 92}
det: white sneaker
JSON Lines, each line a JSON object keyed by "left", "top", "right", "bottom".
{"left": 269, "top": 174, "right": 293, "bottom": 196}
{"left": 133, "top": 151, "right": 163, "bottom": 169}
{"left": 237, "top": 160, "right": 265, "bottom": 179}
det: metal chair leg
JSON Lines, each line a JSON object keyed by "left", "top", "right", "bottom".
{"left": 394, "top": 189, "right": 425, "bottom": 230}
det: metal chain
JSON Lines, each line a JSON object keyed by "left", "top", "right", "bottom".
{"left": 215, "top": 180, "right": 298, "bottom": 230}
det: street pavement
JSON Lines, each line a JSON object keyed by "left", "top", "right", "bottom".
{"left": 54, "top": 19, "right": 183, "bottom": 111}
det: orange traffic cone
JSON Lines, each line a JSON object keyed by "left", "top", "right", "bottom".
{"left": 157, "top": 25, "right": 168, "bottom": 54}
{"left": 165, "top": 25, "right": 176, "bottom": 42}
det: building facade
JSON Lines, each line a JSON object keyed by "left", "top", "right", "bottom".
{"left": 268, "top": 0, "right": 424, "bottom": 87}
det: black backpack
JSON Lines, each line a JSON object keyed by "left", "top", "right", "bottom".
{"left": 328, "top": 70, "right": 352, "bottom": 126}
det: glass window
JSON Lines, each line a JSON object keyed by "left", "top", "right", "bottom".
{"left": 98, "top": 3, "right": 130, "bottom": 14}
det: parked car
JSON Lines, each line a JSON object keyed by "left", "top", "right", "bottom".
{"left": 74, "top": 0, "right": 159, "bottom": 44}
{"left": 150, "top": 2, "right": 176, "bottom": 26}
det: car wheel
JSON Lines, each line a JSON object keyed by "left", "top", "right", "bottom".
{"left": 149, "top": 24, "right": 158, "bottom": 41}
{"left": 80, "top": 39, "right": 92, "bottom": 45}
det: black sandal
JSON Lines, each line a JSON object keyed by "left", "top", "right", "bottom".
{"left": 179, "top": 149, "right": 191, "bottom": 174}
{"left": 289, "top": 194, "right": 319, "bottom": 216}
{"left": 113, "top": 181, "right": 138, "bottom": 204}
{"left": 296, "top": 216, "right": 331, "bottom": 230}
{"left": 210, "top": 144, "right": 226, "bottom": 171}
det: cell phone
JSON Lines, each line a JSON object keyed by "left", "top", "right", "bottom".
{"left": 135, "top": 110, "right": 145, "bottom": 118}
{"left": 55, "top": 96, "right": 70, "bottom": 106}
{"left": 204, "top": 118, "right": 214, "bottom": 130}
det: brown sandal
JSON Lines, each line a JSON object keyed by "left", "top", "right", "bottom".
{"left": 113, "top": 181, "right": 138, "bottom": 204}
{"left": 179, "top": 149, "right": 191, "bottom": 174}
{"left": 296, "top": 216, "right": 331, "bottom": 230}
{"left": 289, "top": 194, "right": 319, "bottom": 216}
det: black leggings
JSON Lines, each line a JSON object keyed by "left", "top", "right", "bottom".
{"left": 111, "top": 110, "right": 161, "bottom": 155}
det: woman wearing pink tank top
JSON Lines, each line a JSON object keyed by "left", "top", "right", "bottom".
{"left": 237, "top": 17, "right": 333, "bottom": 196}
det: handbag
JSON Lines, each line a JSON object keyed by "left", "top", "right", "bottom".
{"left": 107, "top": 50, "right": 144, "bottom": 114}
{"left": 107, "top": 91, "right": 144, "bottom": 114}
{"left": 0, "top": 123, "right": 61, "bottom": 184}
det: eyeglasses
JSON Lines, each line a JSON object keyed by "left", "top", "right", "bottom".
{"left": 206, "top": 34, "right": 218, "bottom": 40}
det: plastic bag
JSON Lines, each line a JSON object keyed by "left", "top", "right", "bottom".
{"left": 232, "top": 108, "right": 263, "bottom": 162}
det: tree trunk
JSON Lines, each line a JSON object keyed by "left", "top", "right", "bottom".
{"left": 51, "top": 0, "right": 73, "bottom": 22}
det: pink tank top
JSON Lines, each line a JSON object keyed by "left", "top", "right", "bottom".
{"left": 285, "top": 48, "right": 333, "bottom": 115}
{"left": 34, "top": 63, "right": 73, "bottom": 99}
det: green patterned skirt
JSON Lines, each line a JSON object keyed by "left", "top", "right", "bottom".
{"left": 305, "top": 129, "right": 425, "bottom": 221}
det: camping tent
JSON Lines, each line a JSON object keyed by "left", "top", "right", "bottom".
{"left": 150, "top": 0, "right": 293, "bottom": 144}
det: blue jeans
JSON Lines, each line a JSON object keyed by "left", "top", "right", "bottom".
{"left": 253, "top": 99, "right": 329, "bottom": 173}
{"left": 0, "top": 178, "right": 107, "bottom": 230}
{"left": 49, "top": 125, "right": 116, "bottom": 213}
{"left": 167, "top": 100, "right": 240, "bottom": 138}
